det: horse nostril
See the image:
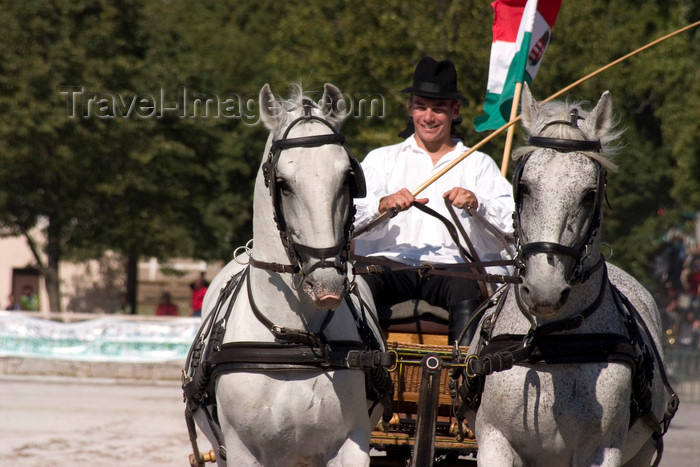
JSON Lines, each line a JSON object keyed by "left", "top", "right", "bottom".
{"left": 559, "top": 287, "right": 571, "bottom": 305}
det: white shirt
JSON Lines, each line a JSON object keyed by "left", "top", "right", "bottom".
{"left": 354, "top": 135, "right": 515, "bottom": 275}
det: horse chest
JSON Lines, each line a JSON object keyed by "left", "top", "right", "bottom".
{"left": 479, "top": 363, "right": 633, "bottom": 439}
{"left": 216, "top": 370, "right": 367, "bottom": 435}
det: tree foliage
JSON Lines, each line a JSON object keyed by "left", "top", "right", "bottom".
{"left": 0, "top": 0, "right": 698, "bottom": 310}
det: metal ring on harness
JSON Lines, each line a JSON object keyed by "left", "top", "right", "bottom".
{"left": 465, "top": 354, "right": 479, "bottom": 378}
{"left": 233, "top": 242, "right": 252, "bottom": 265}
{"left": 387, "top": 349, "right": 399, "bottom": 372}
{"left": 290, "top": 260, "right": 304, "bottom": 289}
{"left": 417, "top": 263, "right": 434, "bottom": 279}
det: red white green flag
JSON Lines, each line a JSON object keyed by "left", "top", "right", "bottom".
{"left": 474, "top": 0, "right": 562, "bottom": 131}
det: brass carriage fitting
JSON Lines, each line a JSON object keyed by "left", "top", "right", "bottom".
{"left": 376, "top": 412, "right": 401, "bottom": 432}
{"left": 449, "top": 421, "right": 475, "bottom": 440}
{"left": 189, "top": 450, "right": 216, "bottom": 466}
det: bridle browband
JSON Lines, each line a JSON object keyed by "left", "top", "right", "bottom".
{"left": 254, "top": 99, "right": 366, "bottom": 279}
{"left": 513, "top": 109, "right": 606, "bottom": 285}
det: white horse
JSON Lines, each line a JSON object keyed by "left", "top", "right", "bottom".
{"left": 460, "top": 84, "right": 678, "bottom": 467}
{"left": 183, "top": 83, "right": 390, "bottom": 467}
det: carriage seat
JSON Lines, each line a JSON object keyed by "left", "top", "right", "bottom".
{"left": 378, "top": 300, "right": 449, "bottom": 335}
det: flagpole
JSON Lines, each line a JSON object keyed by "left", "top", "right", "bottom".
{"left": 413, "top": 19, "right": 700, "bottom": 197}
{"left": 354, "top": 20, "right": 700, "bottom": 237}
{"left": 500, "top": 81, "right": 523, "bottom": 176}
{"left": 538, "top": 19, "right": 700, "bottom": 106}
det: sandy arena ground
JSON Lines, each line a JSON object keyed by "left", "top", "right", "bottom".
{"left": 0, "top": 370, "right": 698, "bottom": 466}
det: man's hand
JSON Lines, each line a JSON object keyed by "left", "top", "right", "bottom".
{"left": 378, "top": 188, "right": 428, "bottom": 214}
{"left": 444, "top": 187, "right": 478, "bottom": 210}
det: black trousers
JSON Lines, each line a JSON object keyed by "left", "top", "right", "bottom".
{"left": 361, "top": 264, "right": 481, "bottom": 315}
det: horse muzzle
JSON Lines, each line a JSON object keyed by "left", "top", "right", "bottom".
{"left": 518, "top": 259, "right": 572, "bottom": 318}
{"left": 302, "top": 267, "right": 346, "bottom": 310}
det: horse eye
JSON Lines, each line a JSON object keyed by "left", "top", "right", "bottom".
{"left": 582, "top": 189, "right": 597, "bottom": 203}
{"left": 518, "top": 184, "right": 530, "bottom": 199}
{"left": 277, "top": 179, "right": 291, "bottom": 195}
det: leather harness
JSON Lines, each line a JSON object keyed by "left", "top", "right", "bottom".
{"left": 454, "top": 113, "right": 679, "bottom": 466}
{"left": 182, "top": 265, "right": 396, "bottom": 466}
{"left": 182, "top": 106, "right": 392, "bottom": 466}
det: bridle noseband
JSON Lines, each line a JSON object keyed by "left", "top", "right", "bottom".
{"left": 256, "top": 99, "right": 366, "bottom": 280}
{"left": 513, "top": 109, "right": 606, "bottom": 285}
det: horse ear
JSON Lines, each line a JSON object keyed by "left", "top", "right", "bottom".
{"left": 260, "top": 83, "right": 282, "bottom": 131}
{"left": 519, "top": 82, "right": 539, "bottom": 134}
{"left": 320, "top": 83, "right": 347, "bottom": 127}
{"left": 586, "top": 91, "right": 613, "bottom": 139}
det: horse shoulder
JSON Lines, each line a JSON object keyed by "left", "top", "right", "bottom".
{"left": 606, "top": 263, "right": 663, "bottom": 337}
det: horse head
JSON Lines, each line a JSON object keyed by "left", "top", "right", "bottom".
{"left": 512, "top": 83, "right": 620, "bottom": 319}
{"left": 253, "top": 83, "right": 365, "bottom": 310}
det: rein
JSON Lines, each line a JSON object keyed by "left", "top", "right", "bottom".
{"left": 352, "top": 198, "right": 520, "bottom": 287}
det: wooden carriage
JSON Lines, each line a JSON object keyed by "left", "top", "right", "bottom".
{"left": 370, "top": 300, "right": 478, "bottom": 466}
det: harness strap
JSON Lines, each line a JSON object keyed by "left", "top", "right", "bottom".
{"left": 520, "top": 241, "right": 579, "bottom": 261}
{"left": 411, "top": 201, "right": 475, "bottom": 262}
{"left": 272, "top": 132, "right": 346, "bottom": 150}
{"left": 513, "top": 265, "right": 608, "bottom": 336}
{"left": 249, "top": 257, "right": 299, "bottom": 274}
{"left": 351, "top": 255, "right": 519, "bottom": 284}
{"left": 527, "top": 136, "right": 602, "bottom": 153}
{"left": 247, "top": 275, "right": 331, "bottom": 348}
{"left": 207, "top": 341, "right": 394, "bottom": 373}
{"left": 470, "top": 333, "right": 638, "bottom": 375}
{"left": 183, "top": 268, "right": 249, "bottom": 466}
{"left": 610, "top": 283, "right": 680, "bottom": 437}
{"left": 183, "top": 266, "right": 397, "bottom": 427}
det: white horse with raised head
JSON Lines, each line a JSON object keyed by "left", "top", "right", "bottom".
{"left": 460, "top": 84, "right": 677, "bottom": 467}
{"left": 183, "top": 83, "right": 390, "bottom": 467}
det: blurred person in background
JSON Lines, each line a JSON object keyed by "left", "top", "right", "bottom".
{"left": 190, "top": 272, "right": 209, "bottom": 318}
{"left": 19, "top": 285, "right": 39, "bottom": 311}
{"left": 5, "top": 293, "right": 20, "bottom": 310}
{"left": 155, "top": 291, "right": 179, "bottom": 316}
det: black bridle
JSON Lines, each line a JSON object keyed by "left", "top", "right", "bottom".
{"left": 255, "top": 99, "right": 366, "bottom": 279}
{"left": 512, "top": 109, "right": 607, "bottom": 285}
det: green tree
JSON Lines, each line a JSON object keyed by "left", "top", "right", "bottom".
{"left": 535, "top": 0, "right": 700, "bottom": 288}
{"left": 0, "top": 0, "right": 698, "bottom": 312}
{"left": 0, "top": 0, "right": 153, "bottom": 311}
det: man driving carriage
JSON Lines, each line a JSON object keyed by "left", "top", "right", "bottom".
{"left": 354, "top": 57, "right": 515, "bottom": 346}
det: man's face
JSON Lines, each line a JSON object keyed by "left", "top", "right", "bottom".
{"left": 408, "top": 95, "right": 460, "bottom": 146}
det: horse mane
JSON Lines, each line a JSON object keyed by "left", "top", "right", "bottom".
{"left": 263, "top": 83, "right": 335, "bottom": 138}
{"left": 512, "top": 98, "right": 623, "bottom": 172}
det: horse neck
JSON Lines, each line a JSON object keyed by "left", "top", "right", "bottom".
{"left": 248, "top": 142, "right": 321, "bottom": 327}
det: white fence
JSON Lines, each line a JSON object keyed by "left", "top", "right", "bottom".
{"left": 0, "top": 311, "right": 199, "bottom": 363}
{"left": 665, "top": 347, "right": 700, "bottom": 403}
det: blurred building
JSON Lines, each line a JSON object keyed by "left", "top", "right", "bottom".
{"left": 0, "top": 233, "right": 222, "bottom": 315}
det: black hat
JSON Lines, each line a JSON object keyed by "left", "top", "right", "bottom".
{"left": 401, "top": 57, "right": 465, "bottom": 100}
